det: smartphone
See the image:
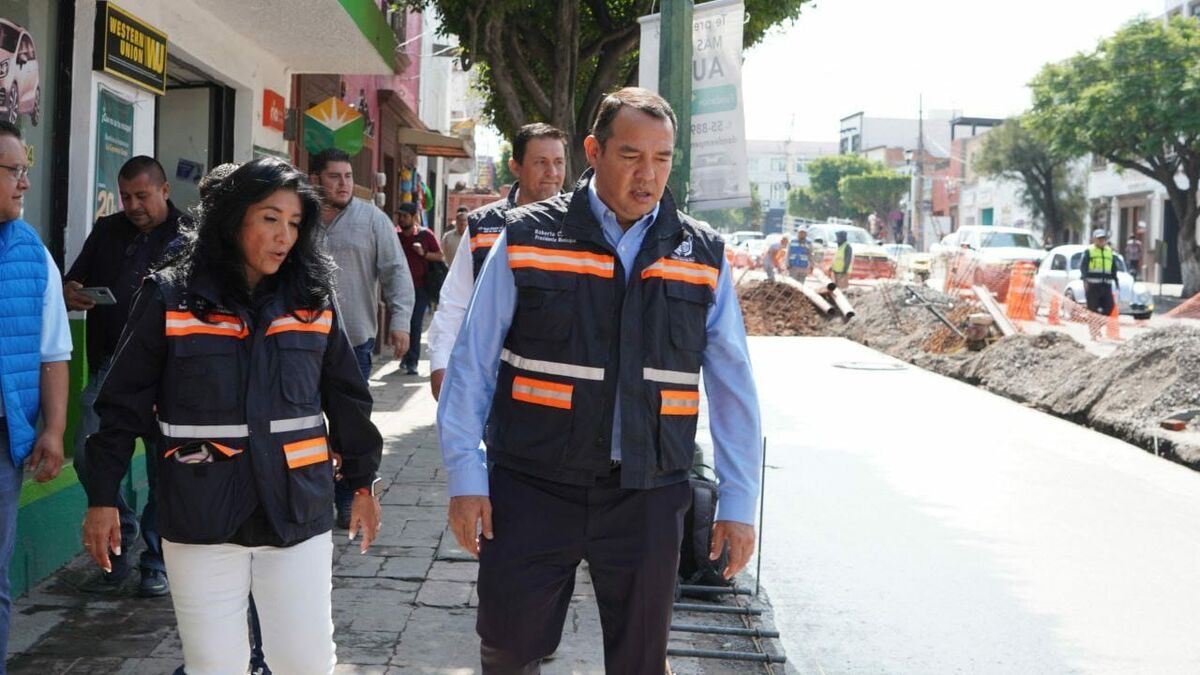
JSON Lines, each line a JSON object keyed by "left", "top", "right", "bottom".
{"left": 78, "top": 287, "right": 117, "bottom": 306}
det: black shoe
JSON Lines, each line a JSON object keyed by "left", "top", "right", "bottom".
{"left": 137, "top": 568, "right": 170, "bottom": 597}
{"left": 405, "top": 367, "right": 419, "bottom": 375}
{"left": 78, "top": 563, "right": 133, "bottom": 594}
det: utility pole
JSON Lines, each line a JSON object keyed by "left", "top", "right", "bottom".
{"left": 913, "top": 95, "right": 925, "bottom": 248}
{"left": 659, "top": 0, "right": 693, "bottom": 206}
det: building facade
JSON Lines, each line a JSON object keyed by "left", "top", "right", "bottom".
{"left": 746, "top": 139, "right": 838, "bottom": 230}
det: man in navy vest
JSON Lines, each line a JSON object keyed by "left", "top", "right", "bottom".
{"left": 438, "top": 88, "right": 762, "bottom": 673}
{"left": 0, "top": 120, "right": 70, "bottom": 659}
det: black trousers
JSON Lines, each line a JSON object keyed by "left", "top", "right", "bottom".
{"left": 1085, "top": 282, "right": 1115, "bottom": 315}
{"left": 476, "top": 465, "right": 691, "bottom": 675}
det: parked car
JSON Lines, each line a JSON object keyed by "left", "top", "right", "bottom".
{"left": 1035, "top": 245, "right": 1154, "bottom": 320}
{"left": 728, "top": 230, "right": 764, "bottom": 247}
{"left": 937, "top": 225, "right": 1045, "bottom": 297}
{"left": 0, "top": 20, "right": 40, "bottom": 126}
{"left": 805, "top": 223, "right": 895, "bottom": 280}
{"left": 883, "top": 243, "right": 932, "bottom": 282}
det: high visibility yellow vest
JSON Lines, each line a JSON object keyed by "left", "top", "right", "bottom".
{"left": 1084, "top": 245, "right": 1113, "bottom": 282}
{"left": 832, "top": 243, "right": 852, "bottom": 274}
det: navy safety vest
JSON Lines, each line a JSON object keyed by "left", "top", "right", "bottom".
{"left": 484, "top": 170, "right": 724, "bottom": 490}
{"left": 468, "top": 182, "right": 520, "bottom": 279}
{"left": 154, "top": 272, "right": 345, "bottom": 545}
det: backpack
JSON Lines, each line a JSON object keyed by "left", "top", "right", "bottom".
{"left": 425, "top": 259, "right": 448, "bottom": 303}
{"left": 678, "top": 465, "right": 731, "bottom": 590}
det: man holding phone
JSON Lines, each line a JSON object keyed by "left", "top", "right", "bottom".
{"left": 64, "top": 155, "right": 186, "bottom": 598}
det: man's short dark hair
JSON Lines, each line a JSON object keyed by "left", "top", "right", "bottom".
{"left": 512, "top": 123, "right": 567, "bottom": 164}
{"left": 590, "top": 88, "right": 677, "bottom": 148}
{"left": 456, "top": 205, "right": 469, "bottom": 214}
{"left": 118, "top": 155, "right": 167, "bottom": 185}
{"left": 0, "top": 121, "right": 22, "bottom": 142}
{"left": 310, "top": 148, "right": 352, "bottom": 176}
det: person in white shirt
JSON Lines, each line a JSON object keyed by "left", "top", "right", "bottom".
{"left": 427, "top": 123, "right": 568, "bottom": 400}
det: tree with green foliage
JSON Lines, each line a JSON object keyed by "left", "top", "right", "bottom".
{"left": 399, "top": 0, "right": 815, "bottom": 179}
{"left": 1029, "top": 16, "right": 1200, "bottom": 295}
{"left": 839, "top": 171, "right": 909, "bottom": 228}
{"left": 974, "top": 116, "right": 1084, "bottom": 246}
{"left": 787, "top": 154, "right": 878, "bottom": 221}
{"left": 495, "top": 142, "right": 515, "bottom": 187}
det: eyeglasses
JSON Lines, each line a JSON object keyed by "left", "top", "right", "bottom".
{"left": 0, "top": 164, "right": 29, "bottom": 182}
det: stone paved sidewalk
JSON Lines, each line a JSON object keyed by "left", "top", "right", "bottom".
{"left": 6, "top": 358, "right": 788, "bottom": 674}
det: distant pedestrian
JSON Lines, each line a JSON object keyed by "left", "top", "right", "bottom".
{"left": 81, "top": 158, "right": 382, "bottom": 675}
{"left": 1081, "top": 228, "right": 1118, "bottom": 340}
{"left": 831, "top": 230, "right": 854, "bottom": 289}
{"left": 763, "top": 235, "right": 788, "bottom": 282}
{"left": 396, "top": 202, "right": 444, "bottom": 375}
{"left": 309, "top": 148, "right": 413, "bottom": 529}
{"left": 0, "top": 120, "right": 69, "bottom": 663}
{"left": 1125, "top": 224, "right": 1144, "bottom": 281}
{"left": 64, "top": 155, "right": 185, "bottom": 597}
{"left": 442, "top": 206, "right": 468, "bottom": 269}
{"left": 788, "top": 229, "right": 813, "bottom": 284}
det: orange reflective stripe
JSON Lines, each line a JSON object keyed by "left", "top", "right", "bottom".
{"left": 266, "top": 310, "right": 333, "bottom": 336}
{"left": 283, "top": 437, "right": 330, "bottom": 469}
{"left": 470, "top": 232, "right": 500, "bottom": 252}
{"left": 164, "top": 442, "right": 243, "bottom": 459}
{"left": 641, "top": 259, "right": 719, "bottom": 289}
{"left": 660, "top": 389, "right": 700, "bottom": 416}
{"left": 511, "top": 375, "right": 573, "bottom": 410}
{"left": 164, "top": 311, "right": 249, "bottom": 338}
{"left": 508, "top": 245, "right": 615, "bottom": 278}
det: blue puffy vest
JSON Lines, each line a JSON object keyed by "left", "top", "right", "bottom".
{"left": 0, "top": 219, "right": 48, "bottom": 464}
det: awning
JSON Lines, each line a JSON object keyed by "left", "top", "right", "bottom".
{"left": 397, "top": 128, "right": 474, "bottom": 159}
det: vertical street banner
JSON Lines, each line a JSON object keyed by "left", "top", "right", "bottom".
{"left": 94, "top": 87, "right": 134, "bottom": 220}
{"left": 639, "top": 0, "right": 751, "bottom": 211}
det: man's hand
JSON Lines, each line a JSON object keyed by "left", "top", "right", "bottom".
{"left": 430, "top": 368, "right": 445, "bottom": 400}
{"left": 448, "top": 495, "right": 492, "bottom": 557}
{"left": 391, "top": 330, "right": 410, "bottom": 359}
{"left": 82, "top": 506, "right": 121, "bottom": 572}
{"left": 28, "top": 431, "right": 64, "bottom": 482}
{"left": 348, "top": 492, "right": 382, "bottom": 554}
{"left": 63, "top": 280, "right": 96, "bottom": 311}
{"left": 711, "top": 520, "right": 756, "bottom": 580}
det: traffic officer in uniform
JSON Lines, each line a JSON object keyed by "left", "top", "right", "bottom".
{"left": 438, "top": 88, "right": 762, "bottom": 673}
{"left": 81, "top": 158, "right": 383, "bottom": 674}
{"left": 831, "top": 229, "right": 853, "bottom": 288}
{"left": 428, "top": 122, "right": 569, "bottom": 400}
{"left": 1080, "top": 228, "right": 1118, "bottom": 340}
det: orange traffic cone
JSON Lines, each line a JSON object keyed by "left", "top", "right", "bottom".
{"left": 1047, "top": 294, "right": 1061, "bottom": 326}
{"left": 1106, "top": 299, "right": 1120, "bottom": 339}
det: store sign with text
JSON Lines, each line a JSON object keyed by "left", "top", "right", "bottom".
{"left": 93, "top": 1, "right": 167, "bottom": 95}
{"left": 263, "top": 89, "right": 286, "bottom": 132}
{"left": 94, "top": 88, "right": 134, "bottom": 220}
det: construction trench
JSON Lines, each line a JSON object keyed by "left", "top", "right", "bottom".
{"left": 737, "top": 275, "right": 1200, "bottom": 468}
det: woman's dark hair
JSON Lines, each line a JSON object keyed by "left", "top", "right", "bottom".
{"left": 163, "top": 157, "right": 333, "bottom": 312}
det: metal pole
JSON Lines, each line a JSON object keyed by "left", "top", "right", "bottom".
{"left": 666, "top": 648, "right": 787, "bottom": 664}
{"left": 658, "top": 0, "right": 693, "bottom": 205}
{"left": 672, "top": 623, "right": 782, "bottom": 639}
{"left": 678, "top": 584, "right": 752, "bottom": 596}
{"left": 755, "top": 436, "right": 766, "bottom": 596}
{"left": 674, "top": 602, "right": 764, "bottom": 615}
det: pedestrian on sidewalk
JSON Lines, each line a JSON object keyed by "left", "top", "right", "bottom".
{"left": 789, "top": 229, "right": 813, "bottom": 284}
{"left": 427, "top": 122, "right": 568, "bottom": 400}
{"left": 1125, "top": 224, "right": 1144, "bottom": 281}
{"left": 831, "top": 229, "right": 853, "bottom": 289}
{"left": 310, "top": 148, "right": 412, "bottom": 529}
{"left": 1081, "top": 228, "right": 1118, "bottom": 340}
{"left": 442, "top": 206, "right": 468, "bottom": 269}
{"left": 0, "top": 120, "right": 70, "bottom": 666}
{"left": 762, "top": 235, "right": 788, "bottom": 282}
{"left": 64, "top": 155, "right": 186, "bottom": 597}
{"left": 438, "top": 88, "right": 763, "bottom": 673}
{"left": 396, "top": 202, "right": 444, "bottom": 375}
{"left": 81, "top": 158, "right": 383, "bottom": 675}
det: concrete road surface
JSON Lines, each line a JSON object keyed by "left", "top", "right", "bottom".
{"left": 714, "top": 337, "right": 1200, "bottom": 675}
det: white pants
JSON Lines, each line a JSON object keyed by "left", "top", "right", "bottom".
{"left": 162, "top": 531, "right": 336, "bottom": 675}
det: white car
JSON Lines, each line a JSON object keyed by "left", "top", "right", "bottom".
{"left": 935, "top": 225, "right": 1045, "bottom": 296}
{"left": 0, "top": 20, "right": 40, "bottom": 126}
{"left": 1035, "top": 245, "right": 1154, "bottom": 320}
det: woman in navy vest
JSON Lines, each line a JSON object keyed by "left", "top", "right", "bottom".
{"left": 81, "top": 158, "right": 383, "bottom": 674}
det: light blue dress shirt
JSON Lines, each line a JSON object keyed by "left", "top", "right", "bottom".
{"left": 437, "top": 182, "right": 763, "bottom": 524}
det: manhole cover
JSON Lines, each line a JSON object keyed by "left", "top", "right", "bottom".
{"left": 832, "top": 361, "right": 907, "bottom": 371}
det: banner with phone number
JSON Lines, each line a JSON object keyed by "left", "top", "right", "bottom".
{"left": 94, "top": 87, "right": 134, "bottom": 221}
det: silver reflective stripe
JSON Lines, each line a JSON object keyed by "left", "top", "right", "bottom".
{"left": 512, "top": 381, "right": 572, "bottom": 403}
{"left": 165, "top": 317, "right": 243, "bottom": 331}
{"left": 159, "top": 421, "right": 250, "bottom": 438}
{"left": 287, "top": 443, "right": 328, "bottom": 462}
{"left": 662, "top": 396, "right": 699, "bottom": 410}
{"left": 269, "top": 315, "right": 333, "bottom": 331}
{"left": 270, "top": 414, "right": 325, "bottom": 434}
{"left": 508, "top": 250, "right": 615, "bottom": 273}
{"left": 644, "top": 260, "right": 720, "bottom": 285}
{"left": 500, "top": 348, "right": 605, "bottom": 381}
{"left": 643, "top": 367, "right": 701, "bottom": 386}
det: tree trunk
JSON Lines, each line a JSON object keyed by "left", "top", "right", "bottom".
{"left": 1177, "top": 201, "right": 1200, "bottom": 297}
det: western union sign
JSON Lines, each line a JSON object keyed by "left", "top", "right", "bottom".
{"left": 93, "top": 2, "right": 168, "bottom": 95}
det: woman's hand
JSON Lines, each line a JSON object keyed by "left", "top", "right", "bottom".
{"left": 348, "top": 492, "right": 382, "bottom": 554}
{"left": 82, "top": 507, "right": 122, "bottom": 572}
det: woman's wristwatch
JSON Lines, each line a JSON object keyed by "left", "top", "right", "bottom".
{"left": 354, "top": 477, "right": 381, "bottom": 498}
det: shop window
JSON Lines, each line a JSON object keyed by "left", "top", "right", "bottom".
{"left": 981, "top": 208, "right": 994, "bottom": 226}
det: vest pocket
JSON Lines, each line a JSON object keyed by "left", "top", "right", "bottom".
{"left": 276, "top": 332, "right": 325, "bottom": 407}
{"left": 173, "top": 337, "right": 239, "bottom": 414}
{"left": 664, "top": 283, "right": 711, "bottom": 352}
{"left": 497, "top": 374, "right": 573, "bottom": 462}
{"left": 282, "top": 436, "right": 334, "bottom": 524}
{"left": 514, "top": 274, "right": 577, "bottom": 341}
{"left": 657, "top": 389, "right": 700, "bottom": 474}
{"left": 160, "top": 441, "right": 251, "bottom": 543}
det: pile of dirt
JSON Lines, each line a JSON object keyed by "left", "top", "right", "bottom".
{"left": 826, "top": 282, "right": 963, "bottom": 362}
{"left": 966, "top": 332, "right": 1097, "bottom": 408}
{"left": 738, "top": 281, "right": 828, "bottom": 336}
